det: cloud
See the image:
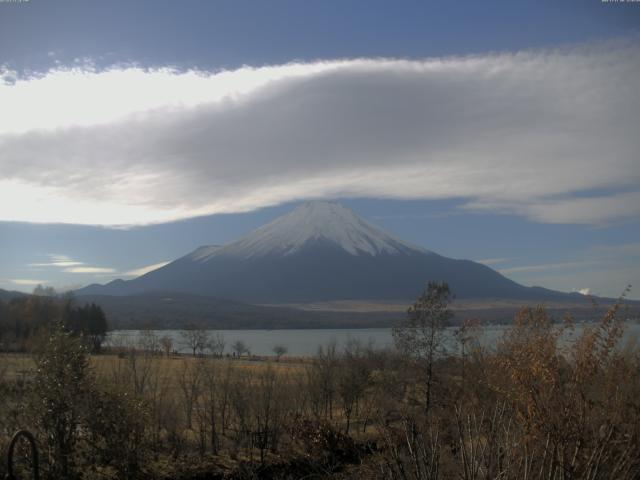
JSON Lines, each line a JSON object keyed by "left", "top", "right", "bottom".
{"left": 499, "top": 261, "right": 596, "bottom": 275}
{"left": 465, "top": 191, "right": 640, "bottom": 225}
{"left": 50, "top": 254, "right": 74, "bottom": 263}
{"left": 476, "top": 258, "right": 511, "bottom": 266}
{"left": 575, "top": 288, "right": 591, "bottom": 295}
{"left": 122, "top": 261, "right": 170, "bottom": 277}
{"left": 29, "top": 254, "right": 84, "bottom": 267}
{"left": 497, "top": 242, "right": 639, "bottom": 299}
{"left": 1, "top": 39, "right": 639, "bottom": 226}
{"left": 10, "top": 279, "right": 47, "bottom": 286}
{"left": 30, "top": 261, "right": 84, "bottom": 267}
{"left": 588, "top": 242, "right": 640, "bottom": 258}
{"left": 24, "top": 254, "right": 168, "bottom": 280}
{"left": 513, "top": 266, "right": 636, "bottom": 300}
{"left": 64, "top": 266, "right": 116, "bottom": 274}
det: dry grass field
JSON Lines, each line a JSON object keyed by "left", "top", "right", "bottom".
{"left": 1, "top": 301, "right": 639, "bottom": 479}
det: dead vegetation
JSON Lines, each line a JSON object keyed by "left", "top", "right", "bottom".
{"left": 0, "top": 289, "right": 638, "bottom": 479}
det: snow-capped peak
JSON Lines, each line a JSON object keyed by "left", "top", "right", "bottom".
{"left": 192, "top": 201, "right": 429, "bottom": 261}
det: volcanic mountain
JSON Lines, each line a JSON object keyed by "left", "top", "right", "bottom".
{"left": 76, "top": 201, "right": 581, "bottom": 303}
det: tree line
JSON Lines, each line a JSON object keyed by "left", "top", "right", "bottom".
{"left": 0, "top": 289, "right": 108, "bottom": 353}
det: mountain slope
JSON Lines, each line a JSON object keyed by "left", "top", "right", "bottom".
{"left": 76, "top": 201, "right": 583, "bottom": 303}
{"left": 0, "top": 289, "right": 28, "bottom": 302}
{"left": 75, "top": 291, "right": 400, "bottom": 329}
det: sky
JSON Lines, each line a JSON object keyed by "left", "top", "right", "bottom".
{"left": 0, "top": 0, "right": 639, "bottom": 299}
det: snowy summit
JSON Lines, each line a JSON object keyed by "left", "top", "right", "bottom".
{"left": 75, "top": 200, "right": 575, "bottom": 302}
{"left": 191, "top": 201, "right": 428, "bottom": 260}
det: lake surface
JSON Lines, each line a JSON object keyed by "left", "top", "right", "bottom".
{"left": 108, "top": 321, "right": 640, "bottom": 357}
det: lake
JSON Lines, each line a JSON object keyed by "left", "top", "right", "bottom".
{"left": 108, "top": 321, "right": 640, "bottom": 357}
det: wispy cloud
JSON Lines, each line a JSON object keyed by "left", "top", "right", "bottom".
{"left": 122, "top": 261, "right": 170, "bottom": 277}
{"left": 29, "top": 261, "right": 83, "bottom": 267}
{"left": 28, "top": 254, "right": 84, "bottom": 268}
{"left": 497, "top": 243, "right": 639, "bottom": 299}
{"left": 10, "top": 279, "right": 47, "bottom": 286}
{"left": 371, "top": 211, "right": 462, "bottom": 221}
{"left": 476, "top": 258, "right": 511, "bottom": 266}
{"left": 64, "top": 266, "right": 116, "bottom": 274}
{"left": 465, "top": 191, "right": 640, "bottom": 225}
{"left": 588, "top": 243, "right": 640, "bottom": 258}
{"left": 28, "top": 254, "right": 83, "bottom": 268}
{"left": 1, "top": 39, "right": 638, "bottom": 226}
{"left": 24, "top": 254, "right": 168, "bottom": 279}
{"left": 499, "top": 261, "right": 596, "bottom": 275}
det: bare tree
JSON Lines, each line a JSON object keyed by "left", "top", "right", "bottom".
{"left": 119, "top": 336, "right": 156, "bottom": 396}
{"left": 181, "top": 326, "right": 210, "bottom": 356}
{"left": 207, "top": 332, "right": 226, "bottom": 357}
{"left": 138, "top": 329, "right": 159, "bottom": 354}
{"left": 159, "top": 335, "right": 173, "bottom": 357}
{"left": 252, "top": 366, "right": 287, "bottom": 463}
{"left": 177, "top": 359, "right": 202, "bottom": 430}
{"left": 307, "top": 341, "right": 338, "bottom": 420}
{"left": 453, "top": 318, "right": 482, "bottom": 392}
{"left": 393, "top": 281, "right": 452, "bottom": 416}
{"left": 272, "top": 344, "right": 287, "bottom": 361}
{"left": 142, "top": 359, "right": 174, "bottom": 449}
{"left": 33, "top": 284, "right": 57, "bottom": 297}
{"left": 229, "top": 369, "right": 252, "bottom": 457}
{"left": 217, "top": 360, "right": 235, "bottom": 436}
{"left": 232, "top": 340, "right": 249, "bottom": 358}
{"left": 196, "top": 359, "right": 222, "bottom": 454}
{"left": 337, "top": 338, "right": 372, "bottom": 434}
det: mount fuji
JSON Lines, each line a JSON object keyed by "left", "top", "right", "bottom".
{"left": 76, "top": 201, "right": 580, "bottom": 303}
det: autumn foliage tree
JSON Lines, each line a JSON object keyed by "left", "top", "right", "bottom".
{"left": 491, "top": 289, "right": 640, "bottom": 479}
{"left": 393, "top": 281, "right": 452, "bottom": 415}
